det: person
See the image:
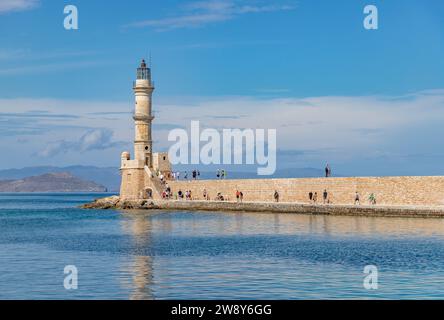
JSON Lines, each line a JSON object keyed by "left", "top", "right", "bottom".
{"left": 184, "top": 171, "right": 188, "bottom": 180}
{"left": 309, "top": 192, "right": 313, "bottom": 203}
{"left": 323, "top": 189, "right": 328, "bottom": 204}
{"left": 178, "top": 190, "right": 183, "bottom": 199}
{"left": 369, "top": 193, "right": 376, "bottom": 205}
{"left": 216, "top": 170, "right": 220, "bottom": 179}
{"left": 355, "top": 192, "right": 360, "bottom": 205}
{"left": 192, "top": 170, "right": 197, "bottom": 180}
{"left": 222, "top": 170, "right": 226, "bottom": 179}
{"left": 236, "top": 190, "right": 240, "bottom": 202}
{"left": 313, "top": 192, "right": 318, "bottom": 204}
{"left": 274, "top": 190, "right": 279, "bottom": 202}
{"left": 203, "top": 189, "right": 207, "bottom": 200}
{"left": 240, "top": 191, "right": 244, "bottom": 202}
{"left": 197, "top": 170, "right": 200, "bottom": 180}
{"left": 325, "top": 164, "right": 332, "bottom": 177}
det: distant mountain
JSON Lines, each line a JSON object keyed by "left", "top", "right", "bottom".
{"left": 0, "top": 166, "right": 120, "bottom": 192}
{"left": 0, "top": 172, "right": 107, "bottom": 193}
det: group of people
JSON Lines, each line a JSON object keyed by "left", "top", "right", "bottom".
{"left": 309, "top": 190, "right": 330, "bottom": 204}
{"left": 354, "top": 192, "right": 377, "bottom": 205}
{"left": 171, "top": 170, "right": 201, "bottom": 181}
{"left": 177, "top": 189, "right": 193, "bottom": 200}
{"left": 325, "top": 164, "right": 332, "bottom": 177}
{"left": 161, "top": 183, "right": 172, "bottom": 199}
{"left": 235, "top": 190, "right": 244, "bottom": 202}
{"left": 216, "top": 169, "right": 227, "bottom": 179}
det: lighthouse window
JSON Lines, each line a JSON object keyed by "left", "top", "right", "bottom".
{"left": 163, "top": 156, "right": 166, "bottom": 161}
{"left": 145, "top": 146, "right": 149, "bottom": 150}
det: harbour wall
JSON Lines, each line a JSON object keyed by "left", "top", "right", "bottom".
{"left": 168, "top": 176, "right": 444, "bottom": 206}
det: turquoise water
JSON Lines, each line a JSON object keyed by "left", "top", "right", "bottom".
{"left": 0, "top": 193, "right": 444, "bottom": 300}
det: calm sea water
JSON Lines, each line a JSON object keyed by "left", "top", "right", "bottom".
{"left": 0, "top": 193, "right": 444, "bottom": 300}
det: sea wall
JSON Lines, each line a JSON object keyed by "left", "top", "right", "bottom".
{"left": 81, "top": 196, "right": 444, "bottom": 218}
{"left": 167, "top": 176, "right": 444, "bottom": 206}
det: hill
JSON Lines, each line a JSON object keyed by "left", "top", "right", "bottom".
{"left": 0, "top": 172, "right": 107, "bottom": 193}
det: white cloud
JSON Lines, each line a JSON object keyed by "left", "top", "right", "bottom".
{"left": 1, "top": 90, "right": 444, "bottom": 170}
{"left": 37, "top": 129, "right": 126, "bottom": 157}
{"left": 126, "top": 0, "right": 296, "bottom": 31}
{"left": 0, "top": 0, "right": 39, "bottom": 13}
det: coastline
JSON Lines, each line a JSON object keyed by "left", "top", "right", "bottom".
{"left": 81, "top": 196, "right": 444, "bottom": 218}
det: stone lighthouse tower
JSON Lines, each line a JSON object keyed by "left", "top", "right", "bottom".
{"left": 133, "top": 59, "right": 154, "bottom": 168}
{"left": 119, "top": 59, "right": 155, "bottom": 200}
{"left": 120, "top": 59, "right": 171, "bottom": 200}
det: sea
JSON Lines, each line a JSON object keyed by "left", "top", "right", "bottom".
{"left": 0, "top": 193, "right": 443, "bottom": 300}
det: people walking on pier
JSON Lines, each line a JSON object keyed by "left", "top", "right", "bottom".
{"left": 274, "top": 190, "right": 279, "bottom": 202}
{"left": 355, "top": 192, "right": 360, "bottom": 205}
{"left": 313, "top": 192, "right": 318, "bottom": 203}
{"left": 240, "top": 191, "right": 243, "bottom": 202}
{"left": 236, "top": 190, "right": 240, "bottom": 202}
{"left": 309, "top": 192, "right": 313, "bottom": 203}
{"left": 323, "top": 190, "right": 328, "bottom": 204}
{"left": 325, "top": 164, "right": 331, "bottom": 177}
{"left": 369, "top": 193, "right": 376, "bottom": 205}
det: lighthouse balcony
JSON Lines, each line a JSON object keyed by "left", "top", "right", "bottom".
{"left": 133, "top": 114, "right": 154, "bottom": 121}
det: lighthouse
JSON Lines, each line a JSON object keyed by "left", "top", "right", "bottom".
{"left": 133, "top": 59, "right": 154, "bottom": 167}
{"left": 119, "top": 59, "right": 171, "bottom": 200}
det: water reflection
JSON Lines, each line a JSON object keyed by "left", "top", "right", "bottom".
{"left": 119, "top": 211, "right": 155, "bottom": 300}
{"left": 160, "top": 212, "right": 444, "bottom": 238}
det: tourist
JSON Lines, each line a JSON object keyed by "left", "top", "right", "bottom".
{"left": 189, "top": 190, "right": 192, "bottom": 200}
{"left": 203, "top": 188, "right": 207, "bottom": 200}
{"left": 178, "top": 190, "right": 183, "bottom": 199}
{"left": 184, "top": 171, "right": 188, "bottom": 180}
{"left": 274, "top": 190, "right": 279, "bottom": 202}
{"left": 355, "top": 192, "right": 360, "bottom": 205}
{"left": 309, "top": 192, "right": 313, "bottom": 203}
{"left": 369, "top": 193, "right": 376, "bottom": 205}
{"left": 240, "top": 191, "right": 244, "bottom": 202}
{"left": 323, "top": 190, "right": 328, "bottom": 204}
{"left": 325, "top": 164, "right": 332, "bottom": 177}
{"left": 313, "top": 192, "right": 318, "bottom": 203}
{"left": 236, "top": 190, "right": 240, "bottom": 202}
{"left": 216, "top": 170, "right": 220, "bottom": 179}
{"left": 177, "top": 171, "right": 180, "bottom": 180}
{"left": 222, "top": 170, "right": 226, "bottom": 179}
{"left": 192, "top": 170, "right": 197, "bottom": 180}
{"left": 197, "top": 170, "right": 200, "bottom": 180}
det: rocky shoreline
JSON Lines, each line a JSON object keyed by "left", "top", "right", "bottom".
{"left": 81, "top": 196, "right": 444, "bottom": 218}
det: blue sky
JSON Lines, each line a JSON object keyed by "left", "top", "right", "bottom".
{"left": 1, "top": 0, "right": 444, "bottom": 176}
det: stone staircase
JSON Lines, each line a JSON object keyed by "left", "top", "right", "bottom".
{"left": 144, "top": 166, "right": 165, "bottom": 199}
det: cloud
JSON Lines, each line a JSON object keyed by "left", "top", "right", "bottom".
{"left": 38, "top": 129, "right": 126, "bottom": 157}
{"left": 125, "top": 0, "right": 296, "bottom": 31}
{"left": 0, "top": 0, "right": 39, "bottom": 13}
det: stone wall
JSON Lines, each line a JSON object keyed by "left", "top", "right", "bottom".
{"left": 167, "top": 176, "right": 444, "bottom": 206}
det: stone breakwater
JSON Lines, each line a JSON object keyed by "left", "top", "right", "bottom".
{"left": 81, "top": 196, "right": 444, "bottom": 218}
